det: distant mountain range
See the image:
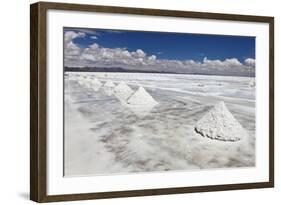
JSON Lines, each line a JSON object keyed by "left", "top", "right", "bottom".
{"left": 65, "top": 66, "right": 170, "bottom": 74}
{"left": 64, "top": 66, "right": 255, "bottom": 77}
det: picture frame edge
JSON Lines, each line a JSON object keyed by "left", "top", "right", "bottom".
{"left": 268, "top": 16, "right": 274, "bottom": 189}
{"left": 36, "top": 1, "right": 274, "bottom": 22}
{"left": 39, "top": 181, "right": 274, "bottom": 203}
{"left": 30, "top": 2, "right": 48, "bottom": 202}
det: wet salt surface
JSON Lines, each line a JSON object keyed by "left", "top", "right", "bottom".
{"left": 64, "top": 72, "right": 255, "bottom": 176}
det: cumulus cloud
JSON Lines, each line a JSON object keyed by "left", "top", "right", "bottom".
{"left": 244, "top": 58, "right": 255, "bottom": 66}
{"left": 64, "top": 31, "right": 86, "bottom": 67}
{"left": 64, "top": 31, "right": 85, "bottom": 43}
{"left": 64, "top": 31, "right": 255, "bottom": 76}
{"left": 65, "top": 28, "right": 99, "bottom": 35}
{"left": 134, "top": 49, "right": 146, "bottom": 58}
{"left": 90, "top": 36, "right": 98, "bottom": 40}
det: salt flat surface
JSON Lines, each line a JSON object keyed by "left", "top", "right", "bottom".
{"left": 64, "top": 72, "right": 255, "bottom": 176}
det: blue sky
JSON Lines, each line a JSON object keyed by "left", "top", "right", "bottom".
{"left": 67, "top": 28, "right": 255, "bottom": 62}
{"left": 64, "top": 27, "right": 256, "bottom": 76}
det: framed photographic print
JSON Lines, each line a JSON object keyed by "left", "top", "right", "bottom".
{"left": 30, "top": 1, "right": 274, "bottom": 203}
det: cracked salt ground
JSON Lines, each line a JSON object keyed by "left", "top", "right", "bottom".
{"left": 64, "top": 72, "right": 255, "bottom": 176}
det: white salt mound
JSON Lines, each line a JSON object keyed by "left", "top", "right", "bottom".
{"left": 77, "top": 76, "right": 88, "bottom": 86}
{"left": 77, "top": 79, "right": 85, "bottom": 86}
{"left": 114, "top": 81, "right": 134, "bottom": 100}
{"left": 125, "top": 87, "right": 158, "bottom": 117}
{"left": 91, "top": 77, "right": 102, "bottom": 85}
{"left": 89, "top": 77, "right": 102, "bottom": 91}
{"left": 72, "top": 76, "right": 78, "bottom": 81}
{"left": 104, "top": 80, "right": 115, "bottom": 88}
{"left": 103, "top": 80, "right": 115, "bottom": 96}
{"left": 77, "top": 75, "right": 83, "bottom": 81}
{"left": 85, "top": 77, "right": 91, "bottom": 81}
{"left": 85, "top": 82, "right": 92, "bottom": 89}
{"left": 249, "top": 79, "right": 255, "bottom": 87}
{"left": 194, "top": 101, "right": 248, "bottom": 142}
{"left": 127, "top": 86, "right": 158, "bottom": 107}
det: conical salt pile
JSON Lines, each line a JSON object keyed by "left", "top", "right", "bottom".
{"left": 85, "top": 77, "right": 91, "bottom": 81}
{"left": 127, "top": 86, "right": 158, "bottom": 107}
{"left": 194, "top": 101, "right": 247, "bottom": 142}
{"left": 78, "top": 76, "right": 89, "bottom": 87}
{"left": 125, "top": 86, "right": 158, "bottom": 117}
{"left": 78, "top": 75, "right": 84, "bottom": 81}
{"left": 77, "top": 80, "right": 83, "bottom": 86}
{"left": 77, "top": 75, "right": 83, "bottom": 84}
{"left": 249, "top": 79, "right": 255, "bottom": 87}
{"left": 103, "top": 80, "right": 115, "bottom": 96}
{"left": 114, "top": 81, "right": 134, "bottom": 100}
{"left": 104, "top": 80, "right": 115, "bottom": 88}
{"left": 91, "top": 77, "right": 102, "bottom": 85}
{"left": 89, "top": 77, "right": 101, "bottom": 91}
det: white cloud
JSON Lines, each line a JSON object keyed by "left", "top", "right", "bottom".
{"left": 148, "top": 55, "right": 157, "bottom": 61}
{"left": 244, "top": 58, "right": 255, "bottom": 67}
{"left": 64, "top": 31, "right": 85, "bottom": 43}
{"left": 89, "top": 43, "right": 99, "bottom": 49}
{"left": 81, "top": 53, "right": 96, "bottom": 61}
{"left": 64, "top": 31, "right": 255, "bottom": 76}
{"left": 90, "top": 36, "right": 98, "bottom": 40}
{"left": 65, "top": 28, "right": 99, "bottom": 35}
{"left": 203, "top": 57, "right": 224, "bottom": 66}
{"left": 224, "top": 58, "right": 242, "bottom": 66}
{"left": 135, "top": 49, "right": 146, "bottom": 58}
{"left": 64, "top": 31, "right": 86, "bottom": 67}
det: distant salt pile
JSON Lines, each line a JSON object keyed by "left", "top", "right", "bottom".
{"left": 77, "top": 75, "right": 83, "bottom": 82}
{"left": 86, "top": 76, "right": 91, "bottom": 79}
{"left": 77, "top": 77, "right": 85, "bottom": 86}
{"left": 81, "top": 77, "right": 90, "bottom": 88}
{"left": 103, "top": 80, "right": 116, "bottom": 96}
{"left": 104, "top": 80, "right": 115, "bottom": 88}
{"left": 125, "top": 86, "right": 159, "bottom": 117}
{"left": 90, "top": 77, "right": 102, "bottom": 91}
{"left": 249, "top": 79, "right": 255, "bottom": 88}
{"left": 85, "top": 82, "right": 92, "bottom": 89}
{"left": 114, "top": 81, "right": 134, "bottom": 101}
{"left": 77, "top": 77, "right": 89, "bottom": 88}
{"left": 91, "top": 78, "right": 102, "bottom": 86}
{"left": 77, "top": 75, "right": 87, "bottom": 86}
{"left": 194, "top": 101, "right": 248, "bottom": 142}
{"left": 66, "top": 74, "right": 73, "bottom": 81}
{"left": 71, "top": 75, "right": 78, "bottom": 81}
{"left": 127, "top": 86, "right": 158, "bottom": 107}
